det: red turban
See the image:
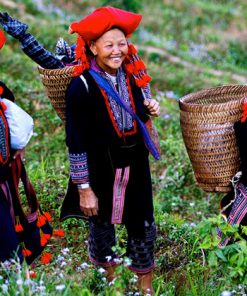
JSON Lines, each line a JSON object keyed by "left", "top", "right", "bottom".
{"left": 70, "top": 6, "right": 142, "bottom": 41}
{"left": 0, "top": 30, "right": 6, "bottom": 49}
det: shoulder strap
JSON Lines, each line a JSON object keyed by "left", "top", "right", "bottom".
{"left": 88, "top": 69, "right": 160, "bottom": 160}
{"left": 10, "top": 156, "right": 39, "bottom": 223}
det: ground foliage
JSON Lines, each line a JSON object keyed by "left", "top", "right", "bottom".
{"left": 1, "top": 0, "right": 247, "bottom": 295}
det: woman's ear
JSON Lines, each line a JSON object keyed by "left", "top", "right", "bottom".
{"left": 90, "top": 42, "right": 97, "bottom": 56}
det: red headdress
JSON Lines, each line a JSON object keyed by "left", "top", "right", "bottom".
{"left": 0, "top": 30, "right": 6, "bottom": 49}
{"left": 69, "top": 6, "right": 152, "bottom": 92}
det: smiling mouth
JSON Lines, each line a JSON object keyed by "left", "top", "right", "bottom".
{"left": 111, "top": 57, "right": 122, "bottom": 62}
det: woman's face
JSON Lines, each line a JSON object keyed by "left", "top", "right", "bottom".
{"left": 90, "top": 28, "right": 128, "bottom": 75}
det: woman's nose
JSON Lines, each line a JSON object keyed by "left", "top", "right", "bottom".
{"left": 112, "top": 46, "right": 121, "bottom": 53}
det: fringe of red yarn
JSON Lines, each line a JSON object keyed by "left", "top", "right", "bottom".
{"left": 241, "top": 101, "right": 247, "bottom": 122}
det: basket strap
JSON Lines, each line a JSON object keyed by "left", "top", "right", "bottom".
{"left": 79, "top": 75, "right": 89, "bottom": 92}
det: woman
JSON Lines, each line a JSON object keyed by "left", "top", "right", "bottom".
{"left": 60, "top": 7, "right": 160, "bottom": 294}
{"left": 0, "top": 31, "right": 52, "bottom": 264}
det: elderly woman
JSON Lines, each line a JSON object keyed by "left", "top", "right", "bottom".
{"left": 61, "top": 7, "right": 160, "bottom": 293}
{"left": 0, "top": 8, "right": 160, "bottom": 293}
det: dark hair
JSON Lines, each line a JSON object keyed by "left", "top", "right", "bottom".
{"left": 0, "top": 81, "right": 15, "bottom": 102}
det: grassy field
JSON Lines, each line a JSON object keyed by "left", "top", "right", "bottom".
{"left": 1, "top": 0, "right": 247, "bottom": 295}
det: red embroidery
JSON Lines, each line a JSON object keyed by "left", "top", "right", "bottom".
{"left": 98, "top": 76, "right": 137, "bottom": 138}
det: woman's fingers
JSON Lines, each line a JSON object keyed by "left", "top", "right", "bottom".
{"left": 144, "top": 99, "right": 160, "bottom": 116}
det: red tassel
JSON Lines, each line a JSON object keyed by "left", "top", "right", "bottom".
{"left": 241, "top": 102, "right": 247, "bottom": 122}
{"left": 74, "top": 36, "right": 85, "bottom": 61}
{"left": 128, "top": 43, "right": 137, "bottom": 55}
{"left": 0, "top": 86, "right": 3, "bottom": 96}
{"left": 135, "top": 60, "right": 146, "bottom": 71}
{"left": 22, "top": 248, "right": 32, "bottom": 257}
{"left": 37, "top": 215, "right": 47, "bottom": 227}
{"left": 40, "top": 233, "right": 51, "bottom": 246}
{"left": 15, "top": 216, "right": 23, "bottom": 233}
{"left": 43, "top": 212, "right": 52, "bottom": 222}
{"left": 53, "top": 229, "right": 65, "bottom": 237}
{"left": 41, "top": 252, "right": 52, "bottom": 264}
{"left": 15, "top": 223, "right": 24, "bottom": 233}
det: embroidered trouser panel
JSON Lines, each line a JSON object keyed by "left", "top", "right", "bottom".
{"left": 88, "top": 217, "right": 156, "bottom": 273}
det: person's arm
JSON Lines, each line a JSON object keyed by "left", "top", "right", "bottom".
{"left": 0, "top": 12, "right": 64, "bottom": 69}
{"left": 65, "top": 76, "right": 98, "bottom": 217}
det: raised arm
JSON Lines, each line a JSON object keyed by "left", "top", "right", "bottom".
{"left": 0, "top": 12, "right": 64, "bottom": 69}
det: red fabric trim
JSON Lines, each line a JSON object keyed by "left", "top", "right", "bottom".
{"left": 98, "top": 77, "right": 137, "bottom": 138}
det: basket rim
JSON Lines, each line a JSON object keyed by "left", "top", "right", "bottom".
{"left": 38, "top": 65, "right": 76, "bottom": 76}
{"left": 179, "top": 84, "right": 247, "bottom": 111}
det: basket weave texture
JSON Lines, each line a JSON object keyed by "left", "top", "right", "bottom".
{"left": 179, "top": 85, "right": 247, "bottom": 192}
{"left": 38, "top": 66, "right": 75, "bottom": 121}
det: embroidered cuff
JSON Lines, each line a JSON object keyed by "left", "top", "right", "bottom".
{"left": 69, "top": 152, "right": 90, "bottom": 184}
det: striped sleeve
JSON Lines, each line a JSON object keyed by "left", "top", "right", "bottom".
{"left": 69, "top": 152, "right": 90, "bottom": 184}
{"left": 19, "top": 33, "right": 64, "bottom": 69}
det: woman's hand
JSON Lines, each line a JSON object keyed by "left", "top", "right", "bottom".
{"left": 79, "top": 187, "right": 98, "bottom": 217}
{"left": 143, "top": 99, "right": 160, "bottom": 117}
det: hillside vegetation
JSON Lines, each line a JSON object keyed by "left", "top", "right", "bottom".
{"left": 1, "top": 0, "right": 247, "bottom": 295}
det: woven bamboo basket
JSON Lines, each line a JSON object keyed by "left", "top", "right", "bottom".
{"left": 179, "top": 85, "right": 247, "bottom": 192}
{"left": 38, "top": 66, "right": 76, "bottom": 121}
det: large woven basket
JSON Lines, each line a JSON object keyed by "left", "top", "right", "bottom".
{"left": 179, "top": 85, "right": 247, "bottom": 192}
{"left": 38, "top": 66, "right": 76, "bottom": 121}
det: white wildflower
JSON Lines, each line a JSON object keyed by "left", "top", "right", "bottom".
{"left": 124, "top": 257, "right": 132, "bottom": 266}
{"left": 130, "top": 275, "right": 138, "bottom": 283}
{"left": 61, "top": 248, "right": 69, "bottom": 255}
{"left": 16, "top": 279, "right": 23, "bottom": 286}
{"left": 98, "top": 267, "right": 105, "bottom": 274}
{"left": 55, "top": 284, "right": 66, "bottom": 291}
{"left": 1, "top": 284, "right": 8, "bottom": 293}
{"left": 56, "top": 255, "right": 65, "bottom": 262}
{"left": 221, "top": 291, "right": 232, "bottom": 296}
{"left": 60, "top": 261, "right": 67, "bottom": 267}
{"left": 105, "top": 255, "right": 112, "bottom": 262}
{"left": 108, "top": 278, "right": 116, "bottom": 286}
{"left": 113, "top": 258, "right": 122, "bottom": 264}
{"left": 80, "top": 262, "right": 89, "bottom": 269}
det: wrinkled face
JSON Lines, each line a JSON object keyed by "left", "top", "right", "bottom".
{"left": 90, "top": 28, "right": 128, "bottom": 75}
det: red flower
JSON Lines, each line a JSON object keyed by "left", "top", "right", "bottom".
{"left": 53, "top": 229, "right": 65, "bottom": 237}
{"left": 22, "top": 248, "right": 32, "bottom": 257}
{"left": 41, "top": 252, "right": 52, "bottom": 264}
{"left": 15, "top": 223, "right": 24, "bottom": 233}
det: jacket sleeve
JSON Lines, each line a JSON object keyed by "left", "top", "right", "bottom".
{"left": 65, "top": 76, "right": 91, "bottom": 184}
